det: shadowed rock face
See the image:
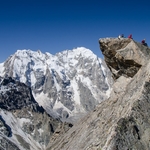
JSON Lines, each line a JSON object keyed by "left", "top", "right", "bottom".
{"left": 47, "top": 38, "right": 150, "bottom": 150}
{"left": 99, "top": 38, "right": 150, "bottom": 79}
{"left": 0, "top": 76, "right": 39, "bottom": 111}
{"left": 0, "top": 77, "right": 72, "bottom": 150}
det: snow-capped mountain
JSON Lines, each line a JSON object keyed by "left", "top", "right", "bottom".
{"left": 0, "top": 47, "right": 113, "bottom": 122}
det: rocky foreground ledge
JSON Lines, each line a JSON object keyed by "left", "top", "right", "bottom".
{"left": 99, "top": 38, "right": 150, "bottom": 79}
{"left": 48, "top": 38, "right": 150, "bottom": 150}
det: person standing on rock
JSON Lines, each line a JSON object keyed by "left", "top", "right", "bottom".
{"left": 141, "top": 39, "right": 146, "bottom": 44}
{"left": 141, "top": 39, "right": 148, "bottom": 46}
{"left": 118, "top": 34, "right": 124, "bottom": 39}
{"left": 128, "top": 34, "right": 133, "bottom": 39}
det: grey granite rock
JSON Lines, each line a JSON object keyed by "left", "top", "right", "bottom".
{"left": 47, "top": 38, "right": 150, "bottom": 150}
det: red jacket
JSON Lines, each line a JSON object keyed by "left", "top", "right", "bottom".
{"left": 142, "top": 40, "right": 145, "bottom": 44}
{"left": 128, "top": 34, "right": 132, "bottom": 39}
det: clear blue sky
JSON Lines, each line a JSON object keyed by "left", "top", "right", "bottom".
{"left": 0, "top": 0, "right": 150, "bottom": 62}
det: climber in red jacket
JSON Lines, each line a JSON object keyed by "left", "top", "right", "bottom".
{"left": 128, "top": 34, "right": 132, "bottom": 39}
{"left": 141, "top": 39, "right": 145, "bottom": 44}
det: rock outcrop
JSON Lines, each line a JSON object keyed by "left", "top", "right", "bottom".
{"left": 0, "top": 76, "right": 40, "bottom": 111}
{"left": 47, "top": 38, "right": 150, "bottom": 150}
{"left": 100, "top": 38, "right": 150, "bottom": 80}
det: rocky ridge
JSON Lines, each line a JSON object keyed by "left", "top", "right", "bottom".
{"left": 47, "top": 38, "right": 150, "bottom": 150}
{"left": 0, "top": 77, "right": 72, "bottom": 150}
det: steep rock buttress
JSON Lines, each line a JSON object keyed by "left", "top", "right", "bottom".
{"left": 47, "top": 38, "right": 150, "bottom": 150}
{"left": 100, "top": 38, "right": 150, "bottom": 79}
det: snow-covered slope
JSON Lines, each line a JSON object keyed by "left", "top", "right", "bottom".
{"left": 0, "top": 47, "right": 113, "bottom": 122}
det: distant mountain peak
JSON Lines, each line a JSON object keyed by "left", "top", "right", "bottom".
{"left": 0, "top": 47, "right": 113, "bottom": 122}
{"left": 57, "top": 47, "right": 97, "bottom": 60}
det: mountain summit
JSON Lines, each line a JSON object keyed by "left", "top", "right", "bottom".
{"left": 100, "top": 38, "right": 148, "bottom": 80}
{"left": 0, "top": 47, "right": 112, "bottom": 122}
{"left": 47, "top": 38, "right": 150, "bottom": 150}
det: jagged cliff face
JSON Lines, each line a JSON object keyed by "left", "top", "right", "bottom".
{"left": 99, "top": 38, "right": 149, "bottom": 79}
{"left": 0, "top": 77, "right": 72, "bottom": 150}
{"left": 0, "top": 47, "right": 113, "bottom": 122}
{"left": 47, "top": 38, "right": 150, "bottom": 150}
